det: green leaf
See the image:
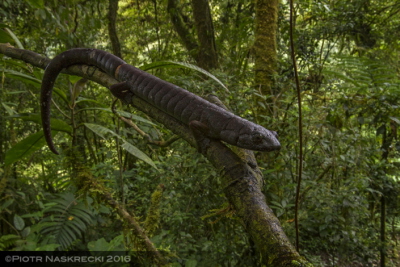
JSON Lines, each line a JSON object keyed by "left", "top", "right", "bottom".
{"left": 11, "top": 113, "right": 72, "bottom": 133}
{"left": 3, "top": 68, "right": 68, "bottom": 103}
{"left": 68, "top": 75, "right": 84, "bottom": 84}
{"left": 116, "top": 110, "right": 156, "bottom": 125}
{"left": 1, "top": 199, "right": 14, "bottom": 210}
{"left": 81, "top": 107, "right": 156, "bottom": 125}
{"left": 0, "top": 234, "right": 20, "bottom": 250}
{"left": 185, "top": 259, "right": 198, "bottom": 267}
{"left": 21, "top": 227, "right": 31, "bottom": 238}
{"left": 53, "top": 87, "right": 69, "bottom": 105}
{"left": 140, "top": 61, "right": 229, "bottom": 92}
{"left": 0, "top": 29, "right": 14, "bottom": 43}
{"left": 69, "top": 209, "right": 92, "bottom": 224}
{"left": 75, "top": 97, "right": 108, "bottom": 107}
{"left": 67, "top": 216, "right": 87, "bottom": 231}
{"left": 35, "top": 244, "right": 60, "bottom": 251}
{"left": 88, "top": 238, "right": 110, "bottom": 251}
{"left": 1, "top": 69, "right": 41, "bottom": 85}
{"left": 4, "top": 130, "right": 58, "bottom": 166}
{"left": 1, "top": 102, "right": 16, "bottom": 115}
{"left": 84, "top": 123, "right": 158, "bottom": 169}
{"left": 84, "top": 123, "right": 120, "bottom": 139}
{"left": 40, "top": 193, "right": 94, "bottom": 250}
{"left": 108, "top": 235, "right": 124, "bottom": 251}
{"left": 121, "top": 141, "right": 158, "bottom": 170}
{"left": 59, "top": 230, "right": 73, "bottom": 249}
{"left": 6, "top": 91, "right": 28, "bottom": 95}
{"left": 63, "top": 225, "right": 77, "bottom": 241}
{"left": 389, "top": 117, "right": 400, "bottom": 125}
{"left": 14, "top": 215, "right": 25, "bottom": 231}
{"left": 25, "top": 0, "right": 44, "bottom": 9}
{"left": 3, "top": 28, "right": 24, "bottom": 49}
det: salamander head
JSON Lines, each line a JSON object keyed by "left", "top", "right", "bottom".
{"left": 237, "top": 125, "right": 281, "bottom": 152}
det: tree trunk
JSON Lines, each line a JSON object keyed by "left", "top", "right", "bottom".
{"left": 254, "top": 0, "right": 279, "bottom": 96}
{"left": 167, "top": 0, "right": 199, "bottom": 58}
{"left": 107, "top": 0, "right": 122, "bottom": 58}
{"left": 167, "top": 0, "right": 218, "bottom": 70}
{"left": 191, "top": 0, "right": 218, "bottom": 70}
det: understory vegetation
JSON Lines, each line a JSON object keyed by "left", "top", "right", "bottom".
{"left": 0, "top": 0, "right": 399, "bottom": 266}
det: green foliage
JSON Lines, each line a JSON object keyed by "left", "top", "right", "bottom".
{"left": 84, "top": 123, "right": 158, "bottom": 170}
{"left": 1, "top": 0, "right": 400, "bottom": 265}
{"left": 4, "top": 130, "right": 58, "bottom": 166}
{"left": 40, "top": 192, "right": 94, "bottom": 250}
{"left": 88, "top": 235, "right": 124, "bottom": 251}
{"left": 141, "top": 60, "right": 229, "bottom": 92}
{"left": 0, "top": 235, "right": 20, "bottom": 251}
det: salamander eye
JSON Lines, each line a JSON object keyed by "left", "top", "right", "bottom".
{"left": 252, "top": 133, "right": 264, "bottom": 144}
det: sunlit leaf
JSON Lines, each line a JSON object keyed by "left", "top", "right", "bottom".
{"left": 81, "top": 107, "right": 156, "bottom": 125}
{"left": 1, "top": 102, "right": 16, "bottom": 115}
{"left": 4, "top": 130, "right": 59, "bottom": 166}
{"left": 13, "top": 215, "right": 25, "bottom": 231}
{"left": 84, "top": 123, "right": 120, "bottom": 139}
{"left": 84, "top": 123, "right": 158, "bottom": 169}
{"left": 140, "top": 61, "right": 229, "bottom": 92}
{"left": 26, "top": 0, "right": 44, "bottom": 9}
{"left": 121, "top": 141, "right": 158, "bottom": 170}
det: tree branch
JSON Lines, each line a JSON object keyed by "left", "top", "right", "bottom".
{"left": 0, "top": 43, "right": 312, "bottom": 266}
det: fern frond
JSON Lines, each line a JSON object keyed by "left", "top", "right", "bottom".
{"left": 40, "top": 192, "right": 94, "bottom": 250}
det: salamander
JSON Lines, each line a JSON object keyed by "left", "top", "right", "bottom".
{"left": 40, "top": 48, "right": 281, "bottom": 154}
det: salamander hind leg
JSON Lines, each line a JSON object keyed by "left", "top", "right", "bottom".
{"left": 110, "top": 82, "right": 134, "bottom": 104}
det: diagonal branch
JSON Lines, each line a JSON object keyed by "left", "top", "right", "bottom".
{"left": 0, "top": 43, "right": 312, "bottom": 266}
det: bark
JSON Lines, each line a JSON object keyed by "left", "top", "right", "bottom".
{"left": 379, "top": 121, "right": 395, "bottom": 267}
{"left": 0, "top": 71, "right": 4, "bottom": 164}
{"left": 254, "top": 0, "right": 279, "bottom": 96}
{"left": 0, "top": 43, "right": 312, "bottom": 266}
{"left": 167, "top": 0, "right": 199, "bottom": 59}
{"left": 167, "top": 0, "right": 218, "bottom": 70}
{"left": 191, "top": 0, "right": 218, "bottom": 70}
{"left": 107, "top": 0, "right": 122, "bottom": 58}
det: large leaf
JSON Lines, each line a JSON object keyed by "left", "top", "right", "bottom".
{"left": 84, "top": 123, "right": 120, "bottom": 139}
{"left": 116, "top": 109, "right": 156, "bottom": 126}
{"left": 4, "top": 130, "right": 58, "bottom": 166}
{"left": 75, "top": 97, "right": 108, "bottom": 107}
{"left": 0, "top": 68, "right": 41, "bottom": 86}
{"left": 121, "top": 141, "right": 158, "bottom": 170}
{"left": 3, "top": 28, "right": 24, "bottom": 49}
{"left": 11, "top": 113, "right": 72, "bottom": 133}
{"left": 1, "top": 102, "right": 16, "bottom": 115}
{"left": 140, "top": 61, "right": 229, "bottom": 92}
{"left": 84, "top": 123, "right": 158, "bottom": 170}
{"left": 80, "top": 107, "right": 156, "bottom": 126}
{"left": 1, "top": 69, "right": 70, "bottom": 103}
{"left": 25, "top": 0, "right": 44, "bottom": 9}
{"left": 0, "top": 29, "right": 14, "bottom": 43}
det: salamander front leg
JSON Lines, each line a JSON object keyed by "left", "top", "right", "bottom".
{"left": 189, "top": 120, "right": 212, "bottom": 153}
{"left": 109, "top": 81, "right": 134, "bottom": 104}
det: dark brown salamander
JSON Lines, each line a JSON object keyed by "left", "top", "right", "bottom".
{"left": 40, "top": 48, "right": 280, "bottom": 154}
